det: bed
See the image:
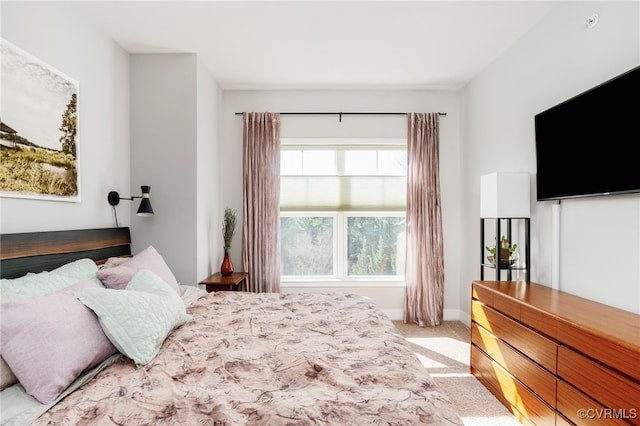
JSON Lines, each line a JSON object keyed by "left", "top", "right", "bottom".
{"left": 0, "top": 227, "right": 462, "bottom": 425}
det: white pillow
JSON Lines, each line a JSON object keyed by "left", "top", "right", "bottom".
{"left": 0, "top": 258, "right": 100, "bottom": 300}
{"left": 76, "top": 270, "right": 192, "bottom": 367}
{"left": 179, "top": 285, "right": 207, "bottom": 306}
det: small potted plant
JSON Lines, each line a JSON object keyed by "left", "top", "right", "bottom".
{"left": 486, "top": 235, "right": 517, "bottom": 267}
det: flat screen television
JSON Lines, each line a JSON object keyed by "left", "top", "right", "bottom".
{"left": 534, "top": 65, "right": 640, "bottom": 201}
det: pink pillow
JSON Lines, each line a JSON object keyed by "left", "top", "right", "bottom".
{"left": 96, "top": 246, "right": 180, "bottom": 294}
{"left": 0, "top": 280, "right": 117, "bottom": 404}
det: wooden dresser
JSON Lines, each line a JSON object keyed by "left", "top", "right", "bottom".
{"left": 470, "top": 280, "right": 640, "bottom": 426}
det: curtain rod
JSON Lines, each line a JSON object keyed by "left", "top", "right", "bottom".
{"left": 235, "top": 111, "right": 446, "bottom": 123}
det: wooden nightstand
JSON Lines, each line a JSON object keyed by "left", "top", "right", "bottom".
{"left": 200, "top": 272, "right": 248, "bottom": 292}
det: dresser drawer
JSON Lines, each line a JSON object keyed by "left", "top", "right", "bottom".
{"left": 555, "top": 413, "right": 575, "bottom": 426}
{"left": 472, "top": 323, "right": 556, "bottom": 407}
{"left": 472, "top": 283, "right": 495, "bottom": 305}
{"left": 557, "top": 379, "right": 630, "bottom": 426}
{"left": 472, "top": 282, "right": 521, "bottom": 319}
{"left": 558, "top": 321, "right": 640, "bottom": 382}
{"left": 558, "top": 345, "right": 640, "bottom": 425}
{"left": 520, "top": 304, "right": 558, "bottom": 340}
{"left": 472, "top": 300, "right": 557, "bottom": 373}
{"left": 471, "top": 280, "right": 640, "bottom": 426}
{"left": 471, "top": 345, "right": 556, "bottom": 426}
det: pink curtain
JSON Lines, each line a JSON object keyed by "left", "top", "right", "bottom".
{"left": 404, "top": 113, "right": 444, "bottom": 327}
{"left": 242, "top": 112, "right": 281, "bottom": 293}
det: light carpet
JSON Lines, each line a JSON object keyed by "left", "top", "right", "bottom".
{"left": 393, "top": 320, "right": 522, "bottom": 426}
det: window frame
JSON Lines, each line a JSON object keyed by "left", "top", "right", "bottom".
{"left": 280, "top": 211, "right": 406, "bottom": 284}
{"left": 280, "top": 138, "right": 407, "bottom": 288}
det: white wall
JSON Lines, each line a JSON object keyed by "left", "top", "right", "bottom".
{"left": 221, "top": 90, "right": 464, "bottom": 319}
{"left": 462, "top": 1, "right": 640, "bottom": 315}
{"left": 130, "top": 54, "right": 221, "bottom": 286}
{"left": 1, "top": 2, "right": 130, "bottom": 233}
{"left": 130, "top": 54, "right": 204, "bottom": 286}
{"left": 197, "top": 61, "right": 223, "bottom": 281}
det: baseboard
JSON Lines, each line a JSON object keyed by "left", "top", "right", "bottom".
{"left": 443, "top": 308, "right": 461, "bottom": 321}
{"left": 384, "top": 308, "right": 470, "bottom": 325}
{"left": 458, "top": 310, "right": 471, "bottom": 328}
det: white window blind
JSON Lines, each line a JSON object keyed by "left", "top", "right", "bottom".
{"left": 280, "top": 139, "right": 407, "bottom": 212}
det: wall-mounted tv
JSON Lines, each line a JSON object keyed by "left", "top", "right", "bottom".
{"left": 534, "top": 66, "right": 640, "bottom": 201}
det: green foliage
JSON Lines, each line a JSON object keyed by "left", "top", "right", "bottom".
{"left": 348, "top": 217, "right": 403, "bottom": 275}
{"left": 280, "top": 217, "right": 333, "bottom": 275}
{"left": 280, "top": 216, "right": 405, "bottom": 276}
{"left": 59, "top": 93, "right": 77, "bottom": 157}
{"left": 222, "top": 207, "right": 237, "bottom": 248}
{"left": 485, "top": 235, "right": 517, "bottom": 255}
{"left": 0, "top": 146, "right": 77, "bottom": 196}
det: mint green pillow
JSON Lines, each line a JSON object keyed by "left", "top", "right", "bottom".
{"left": 75, "top": 270, "right": 192, "bottom": 367}
{"left": 0, "top": 258, "right": 100, "bottom": 300}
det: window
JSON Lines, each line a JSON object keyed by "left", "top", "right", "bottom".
{"left": 280, "top": 139, "right": 406, "bottom": 281}
{"left": 347, "top": 215, "right": 405, "bottom": 276}
{"left": 281, "top": 214, "right": 334, "bottom": 276}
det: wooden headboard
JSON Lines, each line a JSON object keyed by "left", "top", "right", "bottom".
{"left": 0, "top": 227, "right": 131, "bottom": 279}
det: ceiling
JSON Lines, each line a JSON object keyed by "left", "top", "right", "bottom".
{"left": 77, "top": 1, "right": 560, "bottom": 90}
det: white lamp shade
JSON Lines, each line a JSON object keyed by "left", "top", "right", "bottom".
{"left": 480, "top": 172, "right": 530, "bottom": 218}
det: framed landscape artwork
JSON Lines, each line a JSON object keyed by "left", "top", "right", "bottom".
{"left": 0, "top": 39, "right": 80, "bottom": 202}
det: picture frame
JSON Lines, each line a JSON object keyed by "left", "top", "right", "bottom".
{"left": 0, "top": 39, "right": 80, "bottom": 202}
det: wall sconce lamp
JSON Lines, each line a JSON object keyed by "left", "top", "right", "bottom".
{"left": 108, "top": 185, "right": 154, "bottom": 217}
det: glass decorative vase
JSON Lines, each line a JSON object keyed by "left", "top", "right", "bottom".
{"left": 220, "top": 247, "right": 234, "bottom": 276}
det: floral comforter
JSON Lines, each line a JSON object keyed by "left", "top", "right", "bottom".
{"left": 33, "top": 292, "right": 462, "bottom": 425}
